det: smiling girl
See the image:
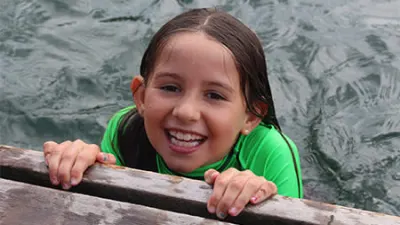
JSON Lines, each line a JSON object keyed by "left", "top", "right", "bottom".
{"left": 44, "top": 8, "right": 303, "bottom": 219}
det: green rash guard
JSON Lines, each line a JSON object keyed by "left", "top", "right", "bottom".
{"left": 101, "top": 106, "right": 303, "bottom": 198}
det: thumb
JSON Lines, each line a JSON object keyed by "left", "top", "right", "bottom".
{"left": 204, "top": 169, "right": 219, "bottom": 184}
{"left": 43, "top": 141, "right": 58, "bottom": 153}
{"left": 43, "top": 141, "right": 58, "bottom": 165}
{"left": 96, "top": 152, "right": 117, "bottom": 165}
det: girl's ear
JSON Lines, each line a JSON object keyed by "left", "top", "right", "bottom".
{"left": 131, "top": 75, "right": 146, "bottom": 115}
{"left": 241, "top": 101, "right": 268, "bottom": 135}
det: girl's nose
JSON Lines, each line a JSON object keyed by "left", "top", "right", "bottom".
{"left": 172, "top": 98, "right": 200, "bottom": 123}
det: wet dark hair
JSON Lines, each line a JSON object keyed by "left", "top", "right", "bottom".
{"left": 113, "top": 9, "right": 299, "bottom": 191}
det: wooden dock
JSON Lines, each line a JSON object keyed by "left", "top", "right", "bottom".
{"left": 1, "top": 145, "right": 399, "bottom": 225}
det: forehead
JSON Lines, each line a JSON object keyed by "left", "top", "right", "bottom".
{"left": 152, "top": 32, "right": 240, "bottom": 84}
{"left": 160, "top": 32, "right": 233, "bottom": 62}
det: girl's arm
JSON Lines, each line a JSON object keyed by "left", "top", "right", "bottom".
{"left": 239, "top": 125, "right": 303, "bottom": 198}
{"left": 259, "top": 141, "right": 303, "bottom": 198}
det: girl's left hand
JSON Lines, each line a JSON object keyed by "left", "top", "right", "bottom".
{"left": 204, "top": 168, "right": 277, "bottom": 220}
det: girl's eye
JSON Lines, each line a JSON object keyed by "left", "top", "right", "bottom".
{"left": 160, "top": 85, "right": 180, "bottom": 92}
{"left": 206, "top": 92, "right": 226, "bottom": 100}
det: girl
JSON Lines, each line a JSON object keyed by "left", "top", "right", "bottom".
{"left": 44, "top": 8, "right": 303, "bottom": 220}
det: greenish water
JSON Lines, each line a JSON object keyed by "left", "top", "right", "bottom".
{"left": 1, "top": 0, "right": 400, "bottom": 216}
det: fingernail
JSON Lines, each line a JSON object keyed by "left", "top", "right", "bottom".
{"left": 229, "top": 207, "right": 239, "bottom": 216}
{"left": 51, "top": 177, "right": 59, "bottom": 185}
{"left": 103, "top": 153, "right": 108, "bottom": 162}
{"left": 217, "top": 212, "right": 226, "bottom": 219}
{"left": 208, "top": 206, "right": 216, "bottom": 214}
{"left": 62, "top": 183, "right": 71, "bottom": 190}
{"left": 70, "top": 178, "right": 78, "bottom": 186}
{"left": 251, "top": 196, "right": 258, "bottom": 203}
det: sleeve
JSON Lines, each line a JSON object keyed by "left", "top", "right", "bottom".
{"left": 100, "top": 106, "right": 135, "bottom": 166}
{"left": 262, "top": 141, "right": 303, "bottom": 198}
{"left": 238, "top": 126, "right": 303, "bottom": 198}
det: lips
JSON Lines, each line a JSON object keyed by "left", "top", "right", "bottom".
{"left": 165, "top": 129, "right": 206, "bottom": 153}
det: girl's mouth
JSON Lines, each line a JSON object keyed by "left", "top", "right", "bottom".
{"left": 165, "top": 129, "right": 207, "bottom": 153}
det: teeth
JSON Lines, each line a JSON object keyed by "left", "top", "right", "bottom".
{"left": 171, "top": 137, "right": 200, "bottom": 147}
{"left": 177, "top": 132, "right": 185, "bottom": 140}
{"left": 184, "top": 134, "right": 191, "bottom": 140}
{"left": 169, "top": 130, "right": 203, "bottom": 141}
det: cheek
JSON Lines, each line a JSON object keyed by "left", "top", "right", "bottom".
{"left": 143, "top": 89, "right": 165, "bottom": 111}
{"left": 142, "top": 92, "right": 163, "bottom": 123}
{"left": 207, "top": 108, "right": 246, "bottom": 137}
{"left": 225, "top": 105, "right": 247, "bottom": 126}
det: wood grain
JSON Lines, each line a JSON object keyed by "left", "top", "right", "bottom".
{"left": 0, "top": 178, "right": 234, "bottom": 225}
{"left": 1, "top": 145, "right": 400, "bottom": 225}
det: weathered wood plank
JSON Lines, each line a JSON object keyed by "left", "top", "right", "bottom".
{"left": 0, "top": 178, "right": 234, "bottom": 225}
{"left": 1, "top": 145, "right": 400, "bottom": 225}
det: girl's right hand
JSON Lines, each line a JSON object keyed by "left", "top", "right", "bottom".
{"left": 43, "top": 140, "right": 116, "bottom": 190}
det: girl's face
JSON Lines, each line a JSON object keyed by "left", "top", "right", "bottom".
{"left": 133, "top": 32, "right": 261, "bottom": 173}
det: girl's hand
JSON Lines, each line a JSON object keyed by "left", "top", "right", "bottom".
{"left": 204, "top": 168, "right": 277, "bottom": 219}
{"left": 43, "top": 140, "right": 116, "bottom": 190}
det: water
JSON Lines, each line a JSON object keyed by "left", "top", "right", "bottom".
{"left": 1, "top": 0, "right": 400, "bottom": 216}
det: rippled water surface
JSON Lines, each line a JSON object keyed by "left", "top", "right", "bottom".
{"left": 1, "top": 0, "right": 400, "bottom": 216}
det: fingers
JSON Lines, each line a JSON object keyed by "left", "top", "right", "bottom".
{"left": 249, "top": 180, "right": 277, "bottom": 205}
{"left": 70, "top": 144, "right": 101, "bottom": 186}
{"left": 47, "top": 141, "right": 72, "bottom": 186}
{"left": 43, "top": 141, "right": 57, "bottom": 156}
{"left": 207, "top": 168, "right": 238, "bottom": 217}
{"left": 215, "top": 170, "right": 254, "bottom": 219}
{"left": 206, "top": 168, "right": 278, "bottom": 219}
{"left": 43, "top": 141, "right": 58, "bottom": 166}
{"left": 43, "top": 139, "right": 101, "bottom": 190}
{"left": 58, "top": 140, "right": 83, "bottom": 189}
{"left": 204, "top": 169, "right": 219, "bottom": 184}
{"left": 96, "top": 152, "right": 117, "bottom": 165}
{"left": 228, "top": 176, "right": 265, "bottom": 216}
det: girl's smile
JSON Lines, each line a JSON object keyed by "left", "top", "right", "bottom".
{"left": 165, "top": 128, "right": 207, "bottom": 154}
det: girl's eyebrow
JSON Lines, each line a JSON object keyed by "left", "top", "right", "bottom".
{"left": 153, "top": 71, "right": 182, "bottom": 80}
